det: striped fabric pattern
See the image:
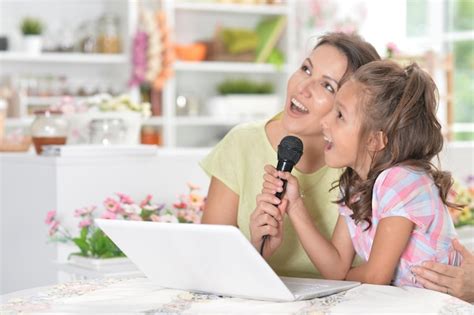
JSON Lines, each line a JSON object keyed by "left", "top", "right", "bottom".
{"left": 339, "top": 166, "right": 460, "bottom": 287}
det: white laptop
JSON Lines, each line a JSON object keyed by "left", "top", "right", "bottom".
{"left": 95, "top": 219, "right": 360, "bottom": 302}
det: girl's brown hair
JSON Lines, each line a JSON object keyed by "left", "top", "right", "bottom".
{"left": 336, "top": 60, "right": 457, "bottom": 229}
{"left": 315, "top": 32, "right": 381, "bottom": 87}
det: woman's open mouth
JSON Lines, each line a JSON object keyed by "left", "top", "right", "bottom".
{"left": 290, "top": 98, "right": 309, "bottom": 114}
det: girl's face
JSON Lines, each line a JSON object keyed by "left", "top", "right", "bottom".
{"left": 320, "top": 80, "right": 372, "bottom": 178}
{"left": 282, "top": 44, "right": 348, "bottom": 139}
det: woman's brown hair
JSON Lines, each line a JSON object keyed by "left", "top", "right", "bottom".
{"left": 315, "top": 32, "right": 381, "bottom": 87}
{"left": 336, "top": 60, "right": 457, "bottom": 229}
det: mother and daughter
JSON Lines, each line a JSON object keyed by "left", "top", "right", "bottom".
{"left": 200, "top": 32, "right": 473, "bottom": 301}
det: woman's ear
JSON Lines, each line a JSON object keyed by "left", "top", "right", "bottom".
{"left": 367, "top": 131, "right": 387, "bottom": 152}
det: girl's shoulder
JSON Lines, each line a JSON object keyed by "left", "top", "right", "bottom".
{"left": 375, "top": 165, "right": 432, "bottom": 192}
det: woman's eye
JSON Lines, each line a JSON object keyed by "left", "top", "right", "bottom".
{"left": 301, "top": 64, "right": 311, "bottom": 75}
{"left": 324, "top": 83, "right": 335, "bottom": 93}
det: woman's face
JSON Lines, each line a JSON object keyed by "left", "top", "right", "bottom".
{"left": 282, "top": 44, "right": 348, "bottom": 139}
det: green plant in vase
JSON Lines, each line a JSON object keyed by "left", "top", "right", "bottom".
{"left": 20, "top": 17, "right": 44, "bottom": 54}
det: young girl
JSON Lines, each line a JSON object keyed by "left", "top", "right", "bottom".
{"left": 258, "top": 60, "right": 460, "bottom": 287}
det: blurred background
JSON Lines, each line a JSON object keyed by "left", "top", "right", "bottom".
{"left": 0, "top": 0, "right": 472, "bottom": 151}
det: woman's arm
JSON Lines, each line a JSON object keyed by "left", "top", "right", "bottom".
{"left": 201, "top": 176, "right": 239, "bottom": 226}
{"left": 346, "top": 216, "right": 414, "bottom": 284}
{"left": 412, "top": 239, "right": 474, "bottom": 302}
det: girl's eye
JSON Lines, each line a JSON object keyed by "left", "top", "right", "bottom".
{"left": 301, "top": 64, "right": 311, "bottom": 75}
{"left": 324, "top": 82, "right": 335, "bottom": 94}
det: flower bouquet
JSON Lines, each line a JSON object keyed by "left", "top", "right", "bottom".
{"left": 448, "top": 176, "right": 474, "bottom": 227}
{"left": 45, "top": 183, "right": 205, "bottom": 259}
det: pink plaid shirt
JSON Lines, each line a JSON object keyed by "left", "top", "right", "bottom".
{"left": 339, "top": 166, "right": 460, "bottom": 287}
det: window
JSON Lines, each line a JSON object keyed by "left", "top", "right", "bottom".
{"left": 407, "top": 0, "right": 474, "bottom": 141}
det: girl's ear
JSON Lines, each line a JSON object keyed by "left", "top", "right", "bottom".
{"left": 367, "top": 131, "right": 387, "bottom": 152}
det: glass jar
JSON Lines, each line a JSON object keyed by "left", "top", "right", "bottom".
{"left": 140, "top": 125, "right": 161, "bottom": 145}
{"left": 89, "top": 118, "right": 126, "bottom": 145}
{"left": 97, "top": 14, "right": 121, "bottom": 54}
{"left": 31, "top": 110, "right": 68, "bottom": 155}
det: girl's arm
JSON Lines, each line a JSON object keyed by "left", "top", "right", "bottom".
{"left": 272, "top": 170, "right": 355, "bottom": 280}
{"left": 287, "top": 199, "right": 355, "bottom": 280}
{"left": 345, "top": 216, "right": 414, "bottom": 284}
{"left": 201, "top": 176, "right": 239, "bottom": 226}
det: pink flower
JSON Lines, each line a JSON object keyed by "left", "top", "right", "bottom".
{"left": 173, "top": 201, "right": 187, "bottom": 209}
{"left": 116, "top": 192, "right": 134, "bottom": 205}
{"left": 140, "top": 194, "right": 153, "bottom": 207}
{"left": 104, "top": 197, "right": 120, "bottom": 213}
{"left": 101, "top": 211, "right": 117, "bottom": 220}
{"left": 386, "top": 42, "right": 399, "bottom": 53}
{"left": 48, "top": 221, "right": 60, "bottom": 236}
{"left": 45, "top": 210, "right": 56, "bottom": 225}
{"left": 78, "top": 218, "right": 92, "bottom": 228}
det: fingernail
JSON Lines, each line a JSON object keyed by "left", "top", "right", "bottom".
{"left": 411, "top": 267, "right": 419, "bottom": 274}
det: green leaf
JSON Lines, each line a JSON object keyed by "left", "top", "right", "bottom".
{"left": 80, "top": 227, "right": 88, "bottom": 240}
{"left": 72, "top": 237, "right": 90, "bottom": 256}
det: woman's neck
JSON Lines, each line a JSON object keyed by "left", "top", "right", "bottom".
{"left": 266, "top": 119, "right": 327, "bottom": 174}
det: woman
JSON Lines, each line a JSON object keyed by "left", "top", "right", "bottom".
{"left": 200, "top": 32, "right": 473, "bottom": 301}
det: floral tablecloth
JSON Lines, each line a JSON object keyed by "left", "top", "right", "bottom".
{"left": 1, "top": 276, "right": 472, "bottom": 314}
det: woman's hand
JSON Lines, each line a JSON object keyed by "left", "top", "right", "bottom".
{"left": 249, "top": 192, "right": 288, "bottom": 258}
{"left": 412, "top": 239, "right": 474, "bottom": 302}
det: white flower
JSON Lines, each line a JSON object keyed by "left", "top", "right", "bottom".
{"left": 122, "top": 204, "right": 142, "bottom": 215}
{"left": 159, "top": 214, "right": 179, "bottom": 223}
{"left": 142, "top": 204, "right": 159, "bottom": 212}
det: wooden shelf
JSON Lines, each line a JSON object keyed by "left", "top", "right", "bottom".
{"left": 174, "top": 116, "right": 254, "bottom": 126}
{"left": 174, "top": 61, "right": 289, "bottom": 73}
{"left": 174, "top": 2, "right": 288, "bottom": 15}
{"left": 0, "top": 52, "right": 128, "bottom": 64}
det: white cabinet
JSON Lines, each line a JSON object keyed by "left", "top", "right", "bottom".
{"left": 0, "top": 150, "right": 210, "bottom": 294}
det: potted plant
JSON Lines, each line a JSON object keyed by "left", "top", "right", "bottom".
{"left": 205, "top": 79, "right": 279, "bottom": 120}
{"left": 20, "top": 17, "right": 43, "bottom": 54}
{"left": 44, "top": 184, "right": 205, "bottom": 272}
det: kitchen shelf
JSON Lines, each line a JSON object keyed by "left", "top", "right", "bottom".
{"left": 174, "top": 116, "right": 253, "bottom": 126}
{"left": 0, "top": 52, "right": 128, "bottom": 64}
{"left": 174, "top": 61, "right": 289, "bottom": 73}
{"left": 5, "top": 117, "right": 34, "bottom": 127}
{"left": 25, "top": 96, "right": 89, "bottom": 106}
{"left": 174, "top": 2, "right": 288, "bottom": 15}
{"left": 142, "top": 116, "right": 165, "bottom": 125}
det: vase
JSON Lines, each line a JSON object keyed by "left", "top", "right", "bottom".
{"left": 68, "top": 254, "right": 137, "bottom": 271}
{"left": 66, "top": 111, "right": 142, "bottom": 145}
{"left": 23, "top": 35, "right": 43, "bottom": 54}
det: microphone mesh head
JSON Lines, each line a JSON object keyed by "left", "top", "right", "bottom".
{"left": 278, "top": 136, "right": 303, "bottom": 164}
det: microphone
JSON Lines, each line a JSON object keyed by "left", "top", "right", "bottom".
{"left": 260, "top": 135, "right": 303, "bottom": 256}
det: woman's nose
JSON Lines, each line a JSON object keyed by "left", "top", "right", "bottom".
{"left": 297, "top": 77, "right": 313, "bottom": 98}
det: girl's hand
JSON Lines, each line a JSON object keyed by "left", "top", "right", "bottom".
{"left": 262, "top": 165, "right": 302, "bottom": 211}
{"left": 249, "top": 192, "right": 288, "bottom": 258}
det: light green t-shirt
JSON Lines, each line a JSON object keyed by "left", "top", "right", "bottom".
{"left": 200, "top": 118, "right": 340, "bottom": 278}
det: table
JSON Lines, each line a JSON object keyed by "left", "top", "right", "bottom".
{"left": 1, "top": 276, "right": 472, "bottom": 314}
